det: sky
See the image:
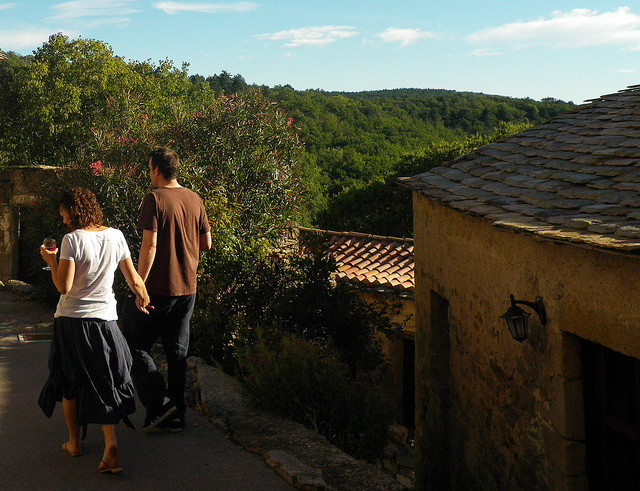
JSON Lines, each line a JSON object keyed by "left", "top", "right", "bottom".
{"left": 2, "top": 1, "right": 640, "bottom": 104}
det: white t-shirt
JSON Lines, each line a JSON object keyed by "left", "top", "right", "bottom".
{"left": 54, "top": 228, "right": 131, "bottom": 321}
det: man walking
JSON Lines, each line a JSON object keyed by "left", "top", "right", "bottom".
{"left": 124, "top": 147, "right": 211, "bottom": 432}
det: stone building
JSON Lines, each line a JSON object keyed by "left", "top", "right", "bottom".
{"left": 401, "top": 85, "right": 640, "bottom": 490}
{"left": 298, "top": 227, "right": 416, "bottom": 429}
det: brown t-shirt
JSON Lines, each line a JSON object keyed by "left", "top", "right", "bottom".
{"left": 138, "top": 187, "right": 210, "bottom": 296}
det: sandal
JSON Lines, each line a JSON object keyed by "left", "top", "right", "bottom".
{"left": 62, "top": 442, "right": 82, "bottom": 457}
{"left": 98, "top": 460, "right": 123, "bottom": 474}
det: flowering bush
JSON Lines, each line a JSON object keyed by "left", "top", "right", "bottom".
{"left": 23, "top": 89, "right": 304, "bottom": 303}
{"left": 171, "top": 89, "right": 304, "bottom": 244}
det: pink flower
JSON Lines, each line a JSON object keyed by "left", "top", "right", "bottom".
{"left": 118, "top": 137, "right": 128, "bottom": 145}
{"left": 89, "top": 160, "right": 113, "bottom": 176}
{"left": 89, "top": 160, "right": 103, "bottom": 175}
{"left": 287, "top": 117, "right": 293, "bottom": 126}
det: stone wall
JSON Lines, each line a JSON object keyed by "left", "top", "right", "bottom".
{"left": 412, "top": 193, "right": 640, "bottom": 490}
{"left": 0, "top": 166, "right": 58, "bottom": 282}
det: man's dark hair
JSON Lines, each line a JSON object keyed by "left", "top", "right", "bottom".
{"left": 148, "top": 147, "right": 179, "bottom": 179}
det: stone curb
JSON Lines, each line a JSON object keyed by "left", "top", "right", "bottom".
{"left": 191, "top": 358, "right": 410, "bottom": 491}
{"left": 266, "top": 450, "right": 327, "bottom": 489}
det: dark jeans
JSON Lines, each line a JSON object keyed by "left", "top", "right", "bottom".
{"left": 121, "top": 292, "right": 196, "bottom": 421}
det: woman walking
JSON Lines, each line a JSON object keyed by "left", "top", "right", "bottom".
{"left": 39, "top": 187, "right": 151, "bottom": 473}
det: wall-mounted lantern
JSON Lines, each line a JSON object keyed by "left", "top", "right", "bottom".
{"left": 500, "top": 294, "right": 547, "bottom": 342}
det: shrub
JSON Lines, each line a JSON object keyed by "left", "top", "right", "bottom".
{"left": 190, "top": 240, "right": 404, "bottom": 374}
{"left": 238, "top": 333, "right": 394, "bottom": 461}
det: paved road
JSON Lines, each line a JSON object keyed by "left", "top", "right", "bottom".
{"left": 0, "top": 289, "right": 290, "bottom": 490}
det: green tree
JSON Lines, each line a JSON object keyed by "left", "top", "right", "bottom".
{"left": 9, "top": 34, "right": 136, "bottom": 165}
{"left": 0, "top": 50, "right": 32, "bottom": 167}
{"left": 203, "top": 70, "right": 249, "bottom": 95}
{"left": 318, "top": 122, "right": 532, "bottom": 237}
{"left": 4, "top": 34, "right": 214, "bottom": 168}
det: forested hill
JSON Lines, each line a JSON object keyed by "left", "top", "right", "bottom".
{"left": 262, "top": 85, "right": 574, "bottom": 223}
{"left": 263, "top": 86, "right": 573, "bottom": 154}
{"left": 312, "top": 87, "right": 570, "bottom": 130}
{"left": 188, "top": 73, "right": 577, "bottom": 234}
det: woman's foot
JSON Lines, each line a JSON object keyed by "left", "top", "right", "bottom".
{"left": 98, "top": 445, "right": 122, "bottom": 474}
{"left": 62, "top": 441, "right": 82, "bottom": 457}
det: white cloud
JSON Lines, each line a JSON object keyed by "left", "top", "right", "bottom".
{"left": 256, "top": 25, "right": 358, "bottom": 47}
{"left": 0, "top": 3, "right": 16, "bottom": 10}
{"left": 375, "top": 27, "right": 436, "bottom": 47}
{"left": 468, "top": 7, "right": 640, "bottom": 51}
{"left": 48, "top": 1, "right": 139, "bottom": 20}
{"left": 614, "top": 68, "right": 636, "bottom": 73}
{"left": 0, "top": 27, "right": 64, "bottom": 50}
{"left": 466, "top": 48, "right": 502, "bottom": 57}
{"left": 153, "top": 1, "right": 257, "bottom": 15}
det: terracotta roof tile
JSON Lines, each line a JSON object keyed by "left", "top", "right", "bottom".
{"left": 299, "top": 228, "right": 414, "bottom": 292}
{"left": 400, "top": 84, "right": 640, "bottom": 253}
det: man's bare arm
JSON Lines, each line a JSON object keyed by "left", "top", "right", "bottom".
{"left": 138, "top": 229, "right": 157, "bottom": 282}
{"left": 200, "top": 231, "right": 212, "bottom": 251}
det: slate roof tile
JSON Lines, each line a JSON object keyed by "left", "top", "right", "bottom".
{"left": 587, "top": 178, "right": 618, "bottom": 189}
{"left": 400, "top": 84, "right": 640, "bottom": 253}
{"left": 556, "top": 187, "right": 609, "bottom": 200}
{"left": 615, "top": 225, "right": 640, "bottom": 238}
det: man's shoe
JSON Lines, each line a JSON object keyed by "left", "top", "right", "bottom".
{"left": 158, "top": 417, "right": 185, "bottom": 433}
{"left": 142, "top": 399, "right": 177, "bottom": 432}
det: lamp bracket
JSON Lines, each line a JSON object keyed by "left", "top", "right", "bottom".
{"left": 510, "top": 294, "right": 547, "bottom": 325}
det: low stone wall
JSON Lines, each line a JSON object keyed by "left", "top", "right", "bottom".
{"left": 148, "top": 342, "right": 413, "bottom": 490}
{"left": 192, "top": 359, "right": 414, "bottom": 490}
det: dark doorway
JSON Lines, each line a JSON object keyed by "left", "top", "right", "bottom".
{"left": 584, "top": 340, "right": 640, "bottom": 490}
{"left": 421, "top": 290, "right": 451, "bottom": 489}
{"left": 17, "top": 207, "right": 41, "bottom": 283}
{"left": 402, "top": 338, "right": 415, "bottom": 429}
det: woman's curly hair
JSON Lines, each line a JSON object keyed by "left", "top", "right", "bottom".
{"left": 59, "top": 187, "right": 103, "bottom": 231}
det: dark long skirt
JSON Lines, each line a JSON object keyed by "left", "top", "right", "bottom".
{"left": 39, "top": 317, "right": 136, "bottom": 427}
